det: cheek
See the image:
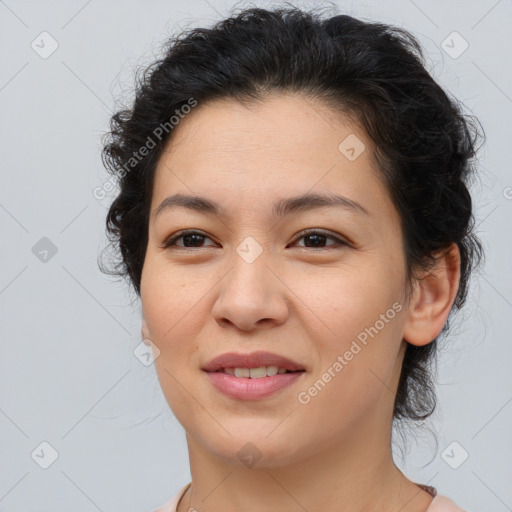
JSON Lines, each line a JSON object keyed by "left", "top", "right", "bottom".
{"left": 296, "top": 308, "right": 405, "bottom": 438}
{"left": 141, "top": 257, "right": 211, "bottom": 346}
{"left": 302, "top": 262, "right": 404, "bottom": 338}
{"left": 140, "top": 258, "right": 214, "bottom": 411}
{"left": 301, "top": 266, "right": 405, "bottom": 395}
{"left": 140, "top": 266, "right": 199, "bottom": 416}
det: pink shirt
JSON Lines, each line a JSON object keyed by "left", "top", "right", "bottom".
{"left": 152, "top": 482, "right": 469, "bottom": 511}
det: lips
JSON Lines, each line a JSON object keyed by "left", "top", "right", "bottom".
{"left": 202, "top": 351, "right": 305, "bottom": 373}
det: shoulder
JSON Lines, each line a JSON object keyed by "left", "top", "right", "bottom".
{"left": 414, "top": 482, "right": 469, "bottom": 512}
{"left": 150, "top": 483, "right": 191, "bottom": 512}
{"left": 427, "top": 493, "right": 470, "bottom": 512}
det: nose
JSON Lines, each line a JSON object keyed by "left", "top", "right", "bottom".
{"left": 211, "top": 251, "right": 289, "bottom": 332}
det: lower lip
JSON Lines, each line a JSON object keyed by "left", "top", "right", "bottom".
{"left": 204, "top": 371, "right": 305, "bottom": 400}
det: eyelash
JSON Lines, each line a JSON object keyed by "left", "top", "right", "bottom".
{"left": 162, "top": 229, "right": 349, "bottom": 251}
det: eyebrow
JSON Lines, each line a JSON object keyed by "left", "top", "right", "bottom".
{"left": 152, "top": 192, "right": 370, "bottom": 220}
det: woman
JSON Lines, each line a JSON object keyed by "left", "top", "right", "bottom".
{"left": 101, "top": 5, "right": 483, "bottom": 511}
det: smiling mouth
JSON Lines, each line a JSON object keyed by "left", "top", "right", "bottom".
{"left": 205, "top": 366, "right": 306, "bottom": 400}
{"left": 211, "top": 366, "right": 305, "bottom": 378}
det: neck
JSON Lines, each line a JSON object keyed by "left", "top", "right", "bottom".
{"left": 178, "top": 412, "right": 433, "bottom": 512}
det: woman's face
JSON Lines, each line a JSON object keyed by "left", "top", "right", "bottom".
{"left": 140, "top": 93, "right": 411, "bottom": 466}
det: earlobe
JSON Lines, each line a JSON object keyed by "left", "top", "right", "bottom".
{"left": 402, "top": 243, "right": 461, "bottom": 346}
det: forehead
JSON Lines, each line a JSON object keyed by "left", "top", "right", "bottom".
{"left": 159, "top": 93, "right": 366, "bottom": 162}
{"left": 151, "top": 93, "right": 390, "bottom": 220}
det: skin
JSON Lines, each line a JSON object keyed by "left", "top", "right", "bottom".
{"left": 140, "top": 93, "right": 461, "bottom": 512}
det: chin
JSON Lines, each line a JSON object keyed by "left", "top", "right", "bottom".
{"left": 192, "top": 426, "right": 313, "bottom": 469}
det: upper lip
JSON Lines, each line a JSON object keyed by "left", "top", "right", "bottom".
{"left": 202, "top": 351, "right": 305, "bottom": 372}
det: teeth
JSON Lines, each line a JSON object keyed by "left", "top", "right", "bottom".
{"left": 234, "top": 367, "right": 250, "bottom": 378}
{"left": 223, "top": 366, "right": 290, "bottom": 378}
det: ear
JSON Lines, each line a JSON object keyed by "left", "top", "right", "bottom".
{"left": 141, "top": 316, "right": 151, "bottom": 343}
{"left": 402, "top": 243, "right": 461, "bottom": 346}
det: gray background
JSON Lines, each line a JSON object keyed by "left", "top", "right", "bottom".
{"left": 0, "top": 0, "right": 511, "bottom": 510}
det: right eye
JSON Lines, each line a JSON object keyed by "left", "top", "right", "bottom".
{"left": 162, "top": 230, "right": 217, "bottom": 249}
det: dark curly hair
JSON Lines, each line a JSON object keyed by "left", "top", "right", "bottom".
{"left": 100, "top": 4, "right": 484, "bottom": 428}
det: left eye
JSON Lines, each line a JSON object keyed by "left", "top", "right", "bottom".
{"left": 162, "top": 230, "right": 347, "bottom": 250}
